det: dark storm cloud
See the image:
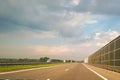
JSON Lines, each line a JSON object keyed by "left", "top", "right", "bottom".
{"left": 0, "top": 0, "right": 65, "bottom": 32}
{"left": 0, "top": 0, "right": 120, "bottom": 37}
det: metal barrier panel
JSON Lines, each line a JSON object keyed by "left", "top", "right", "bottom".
{"left": 88, "top": 36, "right": 120, "bottom": 73}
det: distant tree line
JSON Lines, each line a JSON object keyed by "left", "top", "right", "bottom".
{"left": 0, "top": 57, "right": 77, "bottom": 64}
{"left": 0, "top": 57, "right": 79, "bottom": 67}
{"left": 0, "top": 58, "right": 39, "bottom": 63}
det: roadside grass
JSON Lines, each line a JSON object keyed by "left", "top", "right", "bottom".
{"left": 0, "top": 63, "right": 62, "bottom": 72}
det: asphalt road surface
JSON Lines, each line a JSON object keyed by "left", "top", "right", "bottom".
{"left": 0, "top": 63, "right": 104, "bottom": 80}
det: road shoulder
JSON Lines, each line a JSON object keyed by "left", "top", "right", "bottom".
{"left": 83, "top": 63, "right": 120, "bottom": 80}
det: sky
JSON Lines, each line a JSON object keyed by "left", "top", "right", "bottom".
{"left": 0, "top": 0, "right": 120, "bottom": 61}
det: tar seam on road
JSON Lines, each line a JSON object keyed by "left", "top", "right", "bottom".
{"left": 82, "top": 63, "right": 108, "bottom": 80}
{"left": 0, "top": 65, "right": 63, "bottom": 75}
{"left": 46, "top": 78, "right": 50, "bottom": 80}
{"left": 65, "top": 68, "right": 69, "bottom": 71}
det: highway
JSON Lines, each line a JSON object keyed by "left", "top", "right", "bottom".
{"left": 0, "top": 63, "right": 105, "bottom": 80}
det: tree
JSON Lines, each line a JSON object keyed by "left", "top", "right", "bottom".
{"left": 39, "top": 57, "right": 50, "bottom": 62}
{"left": 51, "top": 59, "right": 63, "bottom": 63}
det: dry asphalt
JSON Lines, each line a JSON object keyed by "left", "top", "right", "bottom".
{"left": 0, "top": 63, "right": 104, "bottom": 80}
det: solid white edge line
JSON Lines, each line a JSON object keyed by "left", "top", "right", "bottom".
{"left": 0, "top": 64, "right": 63, "bottom": 75}
{"left": 82, "top": 63, "right": 108, "bottom": 80}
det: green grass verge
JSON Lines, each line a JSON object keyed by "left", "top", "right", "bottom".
{"left": 0, "top": 63, "right": 61, "bottom": 72}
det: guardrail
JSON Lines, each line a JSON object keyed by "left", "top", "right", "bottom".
{"left": 88, "top": 35, "right": 120, "bottom": 73}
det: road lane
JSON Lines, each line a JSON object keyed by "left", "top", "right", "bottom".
{"left": 0, "top": 63, "right": 104, "bottom": 80}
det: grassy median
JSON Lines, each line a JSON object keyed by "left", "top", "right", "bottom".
{"left": 0, "top": 63, "right": 62, "bottom": 72}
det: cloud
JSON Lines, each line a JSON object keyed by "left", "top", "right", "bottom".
{"left": 93, "top": 30, "right": 119, "bottom": 46}
{"left": 0, "top": 29, "right": 56, "bottom": 39}
{"left": 0, "top": 0, "right": 120, "bottom": 60}
{"left": 72, "top": 0, "right": 120, "bottom": 15}
{"left": 0, "top": 45, "right": 35, "bottom": 58}
{"left": 0, "top": 0, "right": 64, "bottom": 31}
{"left": 27, "top": 30, "right": 120, "bottom": 60}
{"left": 55, "top": 12, "right": 97, "bottom": 37}
{"left": 0, "top": 0, "right": 98, "bottom": 38}
{"left": 28, "top": 44, "right": 91, "bottom": 60}
{"left": 86, "top": 20, "right": 97, "bottom": 24}
{"left": 1, "top": 0, "right": 119, "bottom": 39}
{"left": 28, "top": 45, "right": 75, "bottom": 55}
{"left": 63, "top": 0, "right": 80, "bottom": 7}
{"left": 20, "top": 30, "right": 57, "bottom": 39}
{"left": 0, "top": 30, "right": 119, "bottom": 60}
{"left": 93, "top": 30, "right": 120, "bottom": 46}
{"left": 72, "top": 0, "right": 80, "bottom": 6}
{"left": 67, "top": 30, "right": 120, "bottom": 57}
